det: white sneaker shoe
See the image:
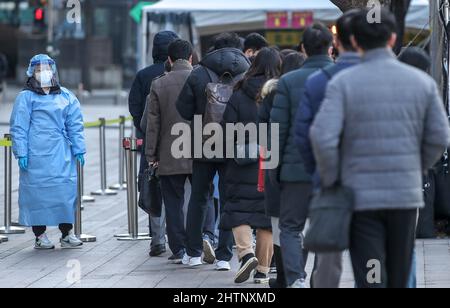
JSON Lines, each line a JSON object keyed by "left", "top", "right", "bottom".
{"left": 182, "top": 253, "right": 191, "bottom": 265}
{"left": 189, "top": 257, "right": 203, "bottom": 267}
{"left": 35, "top": 234, "right": 55, "bottom": 250}
{"left": 60, "top": 234, "right": 83, "bottom": 249}
{"left": 215, "top": 260, "right": 231, "bottom": 272}
{"left": 288, "top": 279, "right": 307, "bottom": 289}
{"left": 182, "top": 254, "right": 203, "bottom": 267}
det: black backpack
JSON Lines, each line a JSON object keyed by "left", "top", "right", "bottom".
{"left": 203, "top": 67, "right": 244, "bottom": 140}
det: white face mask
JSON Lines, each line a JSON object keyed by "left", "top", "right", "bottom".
{"left": 35, "top": 70, "right": 54, "bottom": 88}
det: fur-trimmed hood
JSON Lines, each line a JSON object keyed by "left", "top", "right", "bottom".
{"left": 260, "top": 79, "right": 279, "bottom": 99}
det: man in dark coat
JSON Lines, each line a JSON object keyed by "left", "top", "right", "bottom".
{"left": 270, "top": 23, "right": 334, "bottom": 288}
{"left": 128, "top": 30, "right": 179, "bottom": 257}
{"left": 176, "top": 32, "right": 251, "bottom": 269}
{"left": 295, "top": 10, "right": 361, "bottom": 289}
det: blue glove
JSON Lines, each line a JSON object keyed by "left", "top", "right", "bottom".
{"left": 18, "top": 157, "right": 28, "bottom": 171}
{"left": 76, "top": 154, "right": 85, "bottom": 167}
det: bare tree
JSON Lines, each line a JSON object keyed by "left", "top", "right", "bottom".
{"left": 330, "top": 0, "right": 412, "bottom": 53}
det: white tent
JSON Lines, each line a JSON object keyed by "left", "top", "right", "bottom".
{"left": 139, "top": 0, "right": 430, "bottom": 68}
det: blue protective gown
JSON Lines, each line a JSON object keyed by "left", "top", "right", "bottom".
{"left": 10, "top": 87, "right": 86, "bottom": 227}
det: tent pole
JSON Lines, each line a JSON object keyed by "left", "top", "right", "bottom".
{"left": 141, "top": 10, "right": 149, "bottom": 70}
{"left": 431, "top": 0, "right": 444, "bottom": 92}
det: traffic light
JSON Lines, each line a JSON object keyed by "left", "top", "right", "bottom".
{"left": 34, "top": 7, "right": 45, "bottom": 22}
{"left": 31, "top": 0, "right": 47, "bottom": 31}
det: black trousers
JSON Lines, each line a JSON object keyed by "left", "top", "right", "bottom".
{"left": 186, "top": 161, "right": 233, "bottom": 261}
{"left": 160, "top": 174, "right": 191, "bottom": 255}
{"left": 32, "top": 224, "right": 73, "bottom": 238}
{"left": 350, "top": 209, "right": 417, "bottom": 288}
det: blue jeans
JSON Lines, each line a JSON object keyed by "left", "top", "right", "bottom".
{"left": 407, "top": 250, "right": 417, "bottom": 288}
{"left": 279, "top": 182, "right": 312, "bottom": 286}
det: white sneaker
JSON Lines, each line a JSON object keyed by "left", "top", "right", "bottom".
{"left": 60, "top": 234, "right": 83, "bottom": 249}
{"left": 189, "top": 257, "right": 203, "bottom": 267}
{"left": 35, "top": 234, "right": 55, "bottom": 250}
{"left": 215, "top": 260, "right": 231, "bottom": 272}
{"left": 182, "top": 254, "right": 203, "bottom": 267}
{"left": 288, "top": 279, "right": 307, "bottom": 289}
{"left": 182, "top": 253, "right": 191, "bottom": 265}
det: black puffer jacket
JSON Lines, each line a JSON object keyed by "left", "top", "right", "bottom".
{"left": 176, "top": 48, "right": 250, "bottom": 161}
{"left": 220, "top": 76, "right": 272, "bottom": 231}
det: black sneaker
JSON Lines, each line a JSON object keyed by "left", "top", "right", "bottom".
{"left": 168, "top": 251, "right": 185, "bottom": 264}
{"left": 269, "top": 278, "right": 287, "bottom": 289}
{"left": 269, "top": 258, "right": 277, "bottom": 274}
{"left": 149, "top": 244, "right": 166, "bottom": 257}
{"left": 254, "top": 271, "right": 270, "bottom": 284}
{"left": 234, "top": 254, "right": 258, "bottom": 284}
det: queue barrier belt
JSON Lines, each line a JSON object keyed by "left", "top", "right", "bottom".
{"left": 84, "top": 116, "right": 133, "bottom": 128}
{"left": 0, "top": 139, "right": 12, "bottom": 147}
{"left": 1, "top": 116, "right": 133, "bottom": 146}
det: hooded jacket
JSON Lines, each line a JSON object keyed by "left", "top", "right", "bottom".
{"left": 176, "top": 47, "right": 251, "bottom": 120}
{"left": 175, "top": 47, "right": 250, "bottom": 162}
{"left": 129, "top": 31, "right": 179, "bottom": 135}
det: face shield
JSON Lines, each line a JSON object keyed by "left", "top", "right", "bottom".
{"left": 27, "top": 55, "right": 60, "bottom": 88}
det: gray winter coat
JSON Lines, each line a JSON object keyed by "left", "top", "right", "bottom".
{"left": 310, "top": 48, "right": 450, "bottom": 212}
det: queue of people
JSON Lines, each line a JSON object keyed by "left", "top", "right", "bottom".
{"left": 131, "top": 8, "right": 450, "bottom": 288}
{"left": 9, "top": 7, "right": 450, "bottom": 289}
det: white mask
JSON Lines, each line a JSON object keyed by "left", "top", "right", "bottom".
{"left": 35, "top": 70, "right": 54, "bottom": 88}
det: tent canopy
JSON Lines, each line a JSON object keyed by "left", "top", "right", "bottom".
{"left": 142, "top": 0, "right": 430, "bottom": 31}
{"left": 138, "top": 0, "right": 430, "bottom": 68}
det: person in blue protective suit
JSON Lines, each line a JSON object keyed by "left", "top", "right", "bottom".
{"left": 10, "top": 54, "right": 86, "bottom": 250}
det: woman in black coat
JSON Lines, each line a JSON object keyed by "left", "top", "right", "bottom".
{"left": 259, "top": 51, "right": 306, "bottom": 288}
{"left": 221, "top": 47, "right": 282, "bottom": 284}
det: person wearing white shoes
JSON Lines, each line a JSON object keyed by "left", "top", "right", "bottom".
{"left": 33, "top": 226, "right": 83, "bottom": 249}
{"left": 10, "top": 54, "right": 86, "bottom": 250}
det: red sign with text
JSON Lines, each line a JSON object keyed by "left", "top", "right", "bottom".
{"left": 292, "top": 11, "right": 314, "bottom": 29}
{"left": 266, "top": 12, "right": 289, "bottom": 29}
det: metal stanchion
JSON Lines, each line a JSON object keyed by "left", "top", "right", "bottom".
{"left": 91, "top": 118, "right": 117, "bottom": 196}
{"left": 110, "top": 116, "right": 127, "bottom": 191}
{"left": 0, "top": 134, "right": 25, "bottom": 235}
{"left": 81, "top": 164, "right": 95, "bottom": 203}
{"left": 116, "top": 137, "right": 150, "bottom": 241}
{"left": 75, "top": 161, "right": 96, "bottom": 242}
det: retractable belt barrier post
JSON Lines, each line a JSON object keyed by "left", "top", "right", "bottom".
{"left": 81, "top": 163, "right": 95, "bottom": 203}
{"left": 0, "top": 134, "right": 25, "bottom": 236}
{"left": 110, "top": 116, "right": 127, "bottom": 191}
{"left": 116, "top": 137, "right": 151, "bottom": 241}
{"left": 91, "top": 118, "right": 117, "bottom": 196}
{"left": 75, "top": 161, "right": 96, "bottom": 243}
